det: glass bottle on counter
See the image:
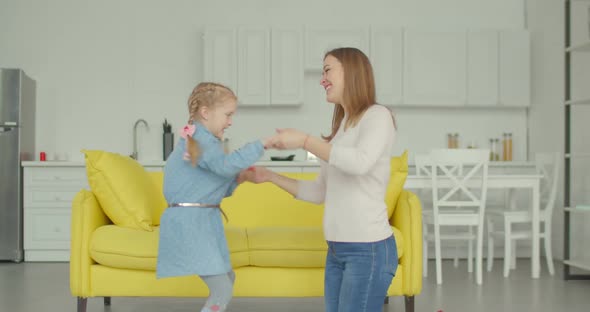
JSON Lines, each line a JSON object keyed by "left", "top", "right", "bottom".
{"left": 453, "top": 133, "right": 459, "bottom": 149}
{"left": 489, "top": 138, "right": 500, "bottom": 161}
{"left": 494, "top": 138, "right": 500, "bottom": 161}
{"left": 502, "top": 133, "right": 513, "bottom": 161}
{"left": 506, "top": 133, "right": 513, "bottom": 161}
{"left": 502, "top": 133, "right": 507, "bottom": 161}
{"left": 447, "top": 133, "right": 454, "bottom": 149}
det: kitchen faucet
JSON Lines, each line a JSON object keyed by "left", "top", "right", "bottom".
{"left": 131, "top": 119, "right": 149, "bottom": 160}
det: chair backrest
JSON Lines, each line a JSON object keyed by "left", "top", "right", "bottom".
{"left": 429, "top": 149, "right": 490, "bottom": 222}
{"left": 415, "top": 154, "right": 432, "bottom": 177}
{"left": 415, "top": 154, "right": 464, "bottom": 178}
{"left": 414, "top": 154, "right": 434, "bottom": 207}
{"left": 535, "top": 152, "right": 560, "bottom": 220}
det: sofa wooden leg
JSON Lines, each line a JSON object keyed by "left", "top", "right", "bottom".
{"left": 404, "top": 296, "right": 415, "bottom": 312}
{"left": 384, "top": 296, "right": 390, "bottom": 304}
{"left": 77, "top": 297, "right": 87, "bottom": 312}
{"left": 104, "top": 297, "right": 111, "bottom": 306}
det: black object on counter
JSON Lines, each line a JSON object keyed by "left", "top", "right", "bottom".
{"left": 270, "top": 154, "right": 295, "bottom": 161}
{"left": 163, "top": 119, "right": 174, "bottom": 160}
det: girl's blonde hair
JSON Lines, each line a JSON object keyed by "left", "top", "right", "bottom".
{"left": 185, "top": 82, "right": 236, "bottom": 166}
{"left": 321, "top": 47, "right": 396, "bottom": 142}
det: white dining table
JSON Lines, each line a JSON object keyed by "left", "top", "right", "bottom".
{"left": 404, "top": 173, "right": 543, "bottom": 279}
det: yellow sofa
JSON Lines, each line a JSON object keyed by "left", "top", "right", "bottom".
{"left": 70, "top": 170, "right": 422, "bottom": 312}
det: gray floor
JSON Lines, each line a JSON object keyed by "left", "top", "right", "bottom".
{"left": 1, "top": 260, "right": 589, "bottom": 312}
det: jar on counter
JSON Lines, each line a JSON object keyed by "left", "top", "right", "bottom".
{"left": 489, "top": 138, "right": 500, "bottom": 161}
{"left": 447, "top": 133, "right": 454, "bottom": 149}
{"left": 502, "top": 133, "right": 513, "bottom": 161}
{"left": 506, "top": 133, "right": 513, "bottom": 161}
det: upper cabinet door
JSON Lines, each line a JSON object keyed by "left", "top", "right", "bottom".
{"left": 403, "top": 30, "right": 467, "bottom": 106}
{"left": 370, "top": 27, "right": 403, "bottom": 106}
{"left": 203, "top": 27, "right": 238, "bottom": 92}
{"left": 271, "top": 27, "right": 304, "bottom": 106}
{"left": 499, "top": 30, "right": 530, "bottom": 107}
{"left": 238, "top": 26, "right": 270, "bottom": 106}
{"left": 305, "top": 26, "right": 370, "bottom": 70}
{"left": 467, "top": 30, "right": 499, "bottom": 106}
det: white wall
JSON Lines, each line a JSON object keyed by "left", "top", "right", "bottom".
{"left": 0, "top": 0, "right": 527, "bottom": 162}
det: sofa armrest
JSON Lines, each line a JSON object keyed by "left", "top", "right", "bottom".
{"left": 390, "top": 190, "right": 422, "bottom": 295}
{"left": 70, "top": 189, "right": 111, "bottom": 297}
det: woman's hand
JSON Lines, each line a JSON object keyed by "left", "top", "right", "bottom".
{"left": 266, "top": 128, "right": 308, "bottom": 150}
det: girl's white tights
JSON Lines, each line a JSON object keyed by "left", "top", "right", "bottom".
{"left": 199, "top": 271, "right": 235, "bottom": 312}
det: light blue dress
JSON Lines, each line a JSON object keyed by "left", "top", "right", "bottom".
{"left": 156, "top": 123, "right": 264, "bottom": 278}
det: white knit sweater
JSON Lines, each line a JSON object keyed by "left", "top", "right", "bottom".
{"left": 297, "top": 105, "right": 396, "bottom": 242}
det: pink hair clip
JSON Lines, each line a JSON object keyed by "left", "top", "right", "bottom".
{"left": 180, "top": 124, "right": 196, "bottom": 140}
{"left": 179, "top": 124, "right": 196, "bottom": 161}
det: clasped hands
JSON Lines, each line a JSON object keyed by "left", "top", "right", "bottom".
{"left": 237, "top": 128, "right": 308, "bottom": 184}
{"left": 262, "top": 128, "right": 308, "bottom": 151}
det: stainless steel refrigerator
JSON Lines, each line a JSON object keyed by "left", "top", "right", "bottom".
{"left": 0, "top": 68, "right": 36, "bottom": 262}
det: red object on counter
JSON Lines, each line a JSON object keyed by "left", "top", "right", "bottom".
{"left": 40, "top": 152, "right": 46, "bottom": 161}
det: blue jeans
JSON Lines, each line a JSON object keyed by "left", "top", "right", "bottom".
{"left": 324, "top": 236, "right": 397, "bottom": 312}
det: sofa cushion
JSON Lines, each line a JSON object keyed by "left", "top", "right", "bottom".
{"left": 89, "top": 225, "right": 250, "bottom": 270}
{"left": 385, "top": 151, "right": 409, "bottom": 218}
{"left": 222, "top": 173, "right": 324, "bottom": 228}
{"left": 247, "top": 226, "right": 404, "bottom": 268}
{"left": 83, "top": 150, "right": 167, "bottom": 231}
{"left": 146, "top": 171, "right": 166, "bottom": 225}
{"left": 248, "top": 227, "right": 328, "bottom": 268}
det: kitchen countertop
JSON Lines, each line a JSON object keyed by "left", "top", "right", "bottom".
{"left": 20, "top": 160, "right": 323, "bottom": 167}
{"left": 21, "top": 160, "right": 535, "bottom": 167}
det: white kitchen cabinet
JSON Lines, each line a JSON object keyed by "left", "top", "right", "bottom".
{"left": 370, "top": 27, "right": 403, "bottom": 106}
{"left": 271, "top": 26, "right": 304, "bottom": 106}
{"left": 403, "top": 29, "right": 467, "bottom": 106}
{"left": 305, "top": 26, "right": 370, "bottom": 70}
{"left": 203, "top": 27, "right": 238, "bottom": 92}
{"left": 499, "top": 30, "right": 530, "bottom": 107}
{"left": 238, "top": 26, "right": 271, "bottom": 106}
{"left": 23, "top": 165, "right": 88, "bottom": 261}
{"left": 204, "top": 26, "right": 303, "bottom": 106}
{"left": 467, "top": 30, "right": 499, "bottom": 106}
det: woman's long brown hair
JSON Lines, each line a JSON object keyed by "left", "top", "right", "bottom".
{"left": 321, "top": 47, "right": 396, "bottom": 142}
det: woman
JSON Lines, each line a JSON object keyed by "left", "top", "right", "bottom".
{"left": 259, "top": 47, "right": 398, "bottom": 312}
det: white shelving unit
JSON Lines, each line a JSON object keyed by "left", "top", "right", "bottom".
{"left": 565, "top": 98, "right": 590, "bottom": 106}
{"left": 564, "top": 0, "right": 590, "bottom": 280}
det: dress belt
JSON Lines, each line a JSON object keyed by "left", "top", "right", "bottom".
{"left": 168, "top": 202, "right": 228, "bottom": 222}
{"left": 169, "top": 203, "right": 220, "bottom": 208}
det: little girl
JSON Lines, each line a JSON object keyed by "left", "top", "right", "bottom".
{"left": 156, "top": 82, "right": 269, "bottom": 312}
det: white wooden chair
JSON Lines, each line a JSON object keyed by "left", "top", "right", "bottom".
{"left": 486, "top": 152, "right": 559, "bottom": 277}
{"left": 422, "top": 149, "right": 490, "bottom": 285}
{"left": 417, "top": 154, "right": 473, "bottom": 277}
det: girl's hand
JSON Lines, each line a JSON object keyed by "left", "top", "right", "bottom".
{"left": 236, "top": 169, "right": 252, "bottom": 184}
{"left": 245, "top": 166, "right": 272, "bottom": 184}
{"left": 269, "top": 128, "right": 308, "bottom": 150}
{"left": 261, "top": 136, "right": 276, "bottom": 149}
